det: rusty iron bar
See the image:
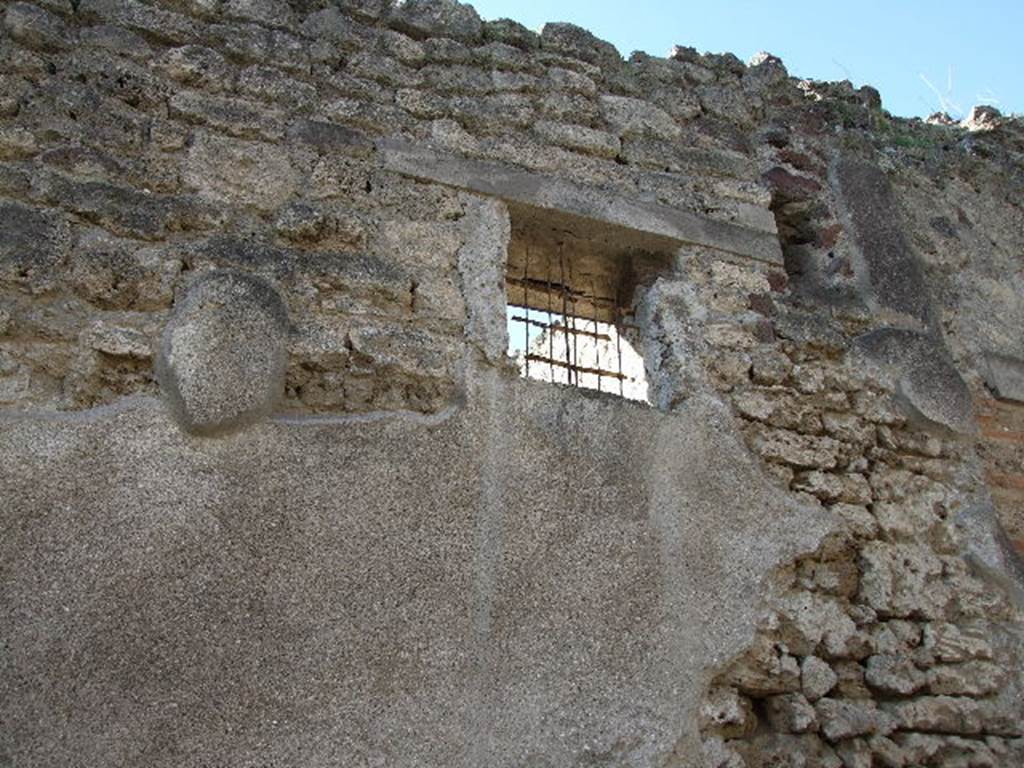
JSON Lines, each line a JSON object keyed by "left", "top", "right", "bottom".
{"left": 524, "top": 354, "right": 628, "bottom": 381}
{"left": 505, "top": 276, "right": 617, "bottom": 308}
{"left": 509, "top": 314, "right": 611, "bottom": 342}
{"left": 523, "top": 246, "right": 530, "bottom": 376}
{"left": 566, "top": 250, "right": 579, "bottom": 385}
{"left": 615, "top": 304, "right": 624, "bottom": 397}
{"left": 590, "top": 274, "right": 602, "bottom": 393}
{"left": 545, "top": 259, "right": 555, "bottom": 382}
{"left": 558, "top": 245, "right": 574, "bottom": 385}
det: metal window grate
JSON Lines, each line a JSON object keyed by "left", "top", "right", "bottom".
{"left": 506, "top": 245, "right": 648, "bottom": 402}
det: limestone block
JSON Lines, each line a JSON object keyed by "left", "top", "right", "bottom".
{"left": 858, "top": 541, "right": 949, "bottom": 619}
{"left": 0, "top": 201, "right": 70, "bottom": 294}
{"left": 815, "top": 698, "right": 896, "bottom": 742}
{"left": 540, "top": 22, "right": 621, "bottom": 67}
{"left": 864, "top": 654, "right": 927, "bottom": 696}
{"left": 748, "top": 427, "right": 843, "bottom": 470}
{"left": 388, "top": 0, "right": 484, "bottom": 44}
{"left": 700, "top": 686, "right": 757, "bottom": 738}
{"left": 926, "top": 661, "right": 1006, "bottom": 697}
{"left": 701, "top": 736, "right": 747, "bottom": 768}
{"left": 921, "top": 622, "right": 993, "bottom": 663}
{"left": 156, "top": 270, "right": 289, "bottom": 434}
{"left": 776, "top": 591, "right": 857, "bottom": 658}
{"left": 883, "top": 696, "right": 985, "bottom": 735}
{"left": 185, "top": 133, "right": 299, "bottom": 211}
{"left": 832, "top": 503, "right": 878, "bottom": 539}
{"left": 600, "top": 94, "right": 681, "bottom": 141}
{"left": 801, "top": 655, "right": 838, "bottom": 702}
{"left": 3, "top": 2, "right": 70, "bottom": 51}
{"left": 765, "top": 693, "right": 818, "bottom": 733}
{"left": 169, "top": 91, "right": 286, "bottom": 141}
{"left": 482, "top": 18, "right": 539, "bottom": 50}
{"left": 532, "top": 121, "right": 621, "bottom": 159}
{"left": 82, "top": 322, "right": 152, "bottom": 359}
{"left": 154, "top": 45, "right": 234, "bottom": 90}
{"left": 723, "top": 635, "right": 802, "bottom": 696}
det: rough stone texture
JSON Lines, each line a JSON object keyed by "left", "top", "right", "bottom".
{"left": 982, "top": 352, "right": 1024, "bottom": 403}
{"left": 1, "top": 2, "right": 1023, "bottom": 766}
{"left": 834, "top": 157, "right": 935, "bottom": 329}
{"left": 853, "top": 328, "right": 975, "bottom": 435}
{"left": 156, "top": 270, "right": 289, "bottom": 434}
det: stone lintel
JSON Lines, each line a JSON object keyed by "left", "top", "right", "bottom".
{"left": 378, "top": 139, "right": 783, "bottom": 266}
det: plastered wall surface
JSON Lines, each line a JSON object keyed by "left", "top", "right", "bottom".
{"left": 1, "top": 2, "right": 1023, "bottom": 766}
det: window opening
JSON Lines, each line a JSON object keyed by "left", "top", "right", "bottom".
{"left": 505, "top": 245, "right": 651, "bottom": 403}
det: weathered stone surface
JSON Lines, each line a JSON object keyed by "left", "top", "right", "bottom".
{"left": 883, "top": 696, "right": 987, "bottom": 735}
{"left": 184, "top": 133, "right": 300, "bottom": 210}
{"left": 921, "top": 622, "right": 993, "bottom": 663}
{"left": 748, "top": 427, "right": 843, "bottom": 469}
{"left": 3, "top": 2, "right": 70, "bottom": 51}
{"left": 801, "top": 655, "right": 838, "bottom": 702}
{"left": 700, "top": 686, "right": 756, "bottom": 738}
{"left": 156, "top": 270, "right": 290, "bottom": 434}
{"left": 815, "top": 698, "right": 896, "bottom": 742}
{"left": 540, "top": 22, "right": 621, "bottom": 67}
{"left": 379, "top": 139, "right": 784, "bottom": 264}
{"left": 833, "top": 157, "right": 934, "bottom": 328}
{"left": 288, "top": 119, "right": 374, "bottom": 157}
{"left": 532, "top": 120, "right": 621, "bottom": 159}
{"left": 155, "top": 45, "right": 233, "bottom": 90}
{"left": 2, "top": 1, "right": 1024, "bottom": 764}
{"left": 0, "top": 200, "right": 70, "bottom": 293}
{"left": 858, "top": 541, "right": 949, "bottom": 618}
{"left": 765, "top": 693, "right": 818, "bottom": 733}
{"left": 864, "top": 653, "right": 927, "bottom": 695}
{"left": 981, "top": 351, "right": 1024, "bottom": 403}
{"left": 482, "top": 17, "right": 539, "bottom": 50}
{"left": 388, "top": 0, "right": 483, "bottom": 44}
{"left": 600, "top": 95, "right": 681, "bottom": 141}
{"left": 853, "top": 328, "right": 975, "bottom": 435}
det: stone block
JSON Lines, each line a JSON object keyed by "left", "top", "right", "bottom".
{"left": 981, "top": 352, "right": 1024, "bottom": 403}
{"left": 4, "top": 2, "right": 70, "bottom": 51}
{"left": 600, "top": 94, "right": 681, "bottom": 141}
{"left": 815, "top": 698, "right": 896, "bottom": 742}
{"left": 800, "top": 655, "right": 838, "bottom": 702}
{"left": 0, "top": 200, "right": 70, "bottom": 293}
{"left": 540, "top": 22, "right": 621, "bottom": 67}
{"left": 388, "top": 0, "right": 483, "bottom": 44}
{"left": 185, "top": 133, "right": 300, "bottom": 211}
{"left": 532, "top": 121, "right": 621, "bottom": 159}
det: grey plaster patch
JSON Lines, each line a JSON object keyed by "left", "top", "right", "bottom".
{"left": 833, "top": 157, "right": 934, "bottom": 330}
{"left": 852, "top": 328, "right": 975, "bottom": 435}
{"left": 0, "top": 372, "right": 834, "bottom": 768}
{"left": 456, "top": 194, "right": 510, "bottom": 362}
{"left": 378, "top": 139, "right": 784, "bottom": 266}
{"left": 980, "top": 352, "right": 1024, "bottom": 403}
{"left": 156, "top": 270, "right": 289, "bottom": 435}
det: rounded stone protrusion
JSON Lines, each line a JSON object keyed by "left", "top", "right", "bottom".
{"left": 156, "top": 270, "right": 289, "bottom": 435}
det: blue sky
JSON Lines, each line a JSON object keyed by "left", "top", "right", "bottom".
{"left": 469, "top": 0, "right": 1020, "bottom": 119}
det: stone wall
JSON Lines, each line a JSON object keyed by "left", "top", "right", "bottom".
{"left": 1, "top": 1, "right": 1023, "bottom": 766}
